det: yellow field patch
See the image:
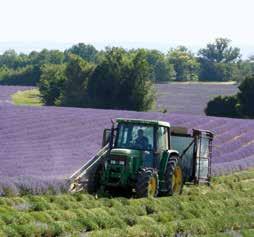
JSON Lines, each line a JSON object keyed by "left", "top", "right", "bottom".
{"left": 11, "top": 88, "right": 43, "bottom": 106}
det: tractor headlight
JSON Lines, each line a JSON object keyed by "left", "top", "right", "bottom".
{"left": 109, "top": 160, "right": 125, "bottom": 165}
{"left": 119, "top": 161, "right": 125, "bottom": 165}
{"left": 110, "top": 160, "right": 116, "bottom": 164}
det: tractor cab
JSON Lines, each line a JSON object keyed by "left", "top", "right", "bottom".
{"left": 100, "top": 119, "right": 174, "bottom": 193}
{"left": 113, "top": 119, "right": 170, "bottom": 168}
{"left": 103, "top": 118, "right": 170, "bottom": 167}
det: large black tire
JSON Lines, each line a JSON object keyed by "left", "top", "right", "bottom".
{"left": 160, "top": 155, "right": 183, "bottom": 196}
{"left": 86, "top": 164, "right": 103, "bottom": 194}
{"left": 135, "top": 168, "right": 158, "bottom": 198}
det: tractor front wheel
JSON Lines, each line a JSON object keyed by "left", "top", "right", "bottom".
{"left": 161, "top": 155, "right": 183, "bottom": 196}
{"left": 136, "top": 169, "right": 158, "bottom": 198}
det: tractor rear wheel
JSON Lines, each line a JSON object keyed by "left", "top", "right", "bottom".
{"left": 136, "top": 168, "right": 158, "bottom": 198}
{"left": 161, "top": 155, "right": 183, "bottom": 196}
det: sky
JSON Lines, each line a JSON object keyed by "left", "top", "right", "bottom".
{"left": 0, "top": 0, "right": 254, "bottom": 55}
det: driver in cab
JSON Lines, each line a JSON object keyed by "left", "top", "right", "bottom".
{"left": 134, "top": 129, "right": 149, "bottom": 150}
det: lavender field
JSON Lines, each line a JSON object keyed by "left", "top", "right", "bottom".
{"left": 1, "top": 83, "right": 238, "bottom": 115}
{"left": 1, "top": 100, "right": 254, "bottom": 195}
{"left": 156, "top": 82, "right": 238, "bottom": 114}
{"left": 0, "top": 85, "right": 34, "bottom": 106}
{"left": 0, "top": 84, "right": 252, "bottom": 196}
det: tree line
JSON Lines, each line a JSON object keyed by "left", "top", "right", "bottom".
{"left": 39, "top": 48, "right": 155, "bottom": 111}
{"left": 1, "top": 38, "right": 254, "bottom": 113}
{"left": 0, "top": 38, "right": 254, "bottom": 86}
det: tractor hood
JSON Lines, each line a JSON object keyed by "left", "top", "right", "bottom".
{"left": 110, "top": 148, "right": 141, "bottom": 157}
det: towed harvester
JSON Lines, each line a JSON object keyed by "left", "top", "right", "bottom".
{"left": 69, "top": 118, "right": 213, "bottom": 197}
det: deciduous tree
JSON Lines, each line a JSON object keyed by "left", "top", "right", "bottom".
{"left": 167, "top": 46, "right": 200, "bottom": 81}
{"left": 87, "top": 48, "right": 155, "bottom": 111}
{"left": 199, "top": 38, "right": 240, "bottom": 63}
{"left": 39, "top": 64, "right": 66, "bottom": 105}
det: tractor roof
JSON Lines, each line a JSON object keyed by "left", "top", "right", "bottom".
{"left": 116, "top": 118, "right": 170, "bottom": 127}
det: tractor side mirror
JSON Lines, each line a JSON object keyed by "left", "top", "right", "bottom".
{"left": 102, "top": 129, "right": 111, "bottom": 147}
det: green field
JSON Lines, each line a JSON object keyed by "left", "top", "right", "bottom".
{"left": 11, "top": 89, "right": 43, "bottom": 106}
{"left": 1, "top": 170, "right": 254, "bottom": 237}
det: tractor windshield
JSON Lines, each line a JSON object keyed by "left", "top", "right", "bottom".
{"left": 115, "top": 123, "right": 154, "bottom": 151}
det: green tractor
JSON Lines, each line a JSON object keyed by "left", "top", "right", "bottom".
{"left": 69, "top": 118, "right": 213, "bottom": 198}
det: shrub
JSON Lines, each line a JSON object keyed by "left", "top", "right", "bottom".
{"left": 238, "top": 75, "right": 254, "bottom": 118}
{"left": 205, "top": 95, "right": 239, "bottom": 117}
{"left": 205, "top": 75, "right": 254, "bottom": 118}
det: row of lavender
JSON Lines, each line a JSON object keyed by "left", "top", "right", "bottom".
{"left": 1, "top": 103, "right": 254, "bottom": 195}
{"left": 156, "top": 82, "right": 238, "bottom": 114}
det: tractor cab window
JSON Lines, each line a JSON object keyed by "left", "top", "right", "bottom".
{"left": 157, "top": 126, "right": 168, "bottom": 151}
{"left": 116, "top": 123, "right": 154, "bottom": 151}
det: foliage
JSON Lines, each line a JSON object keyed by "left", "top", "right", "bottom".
{"left": 38, "top": 49, "right": 155, "bottom": 110}
{"left": 0, "top": 50, "right": 30, "bottom": 69}
{"left": 65, "top": 43, "right": 98, "bottom": 63}
{"left": 154, "top": 58, "right": 176, "bottom": 81}
{"left": 0, "top": 66, "right": 11, "bottom": 80}
{"left": 167, "top": 46, "right": 200, "bottom": 81}
{"left": 38, "top": 55, "right": 96, "bottom": 107}
{"left": 236, "top": 59, "right": 254, "bottom": 82}
{"left": 198, "top": 38, "right": 241, "bottom": 81}
{"left": 0, "top": 49, "right": 65, "bottom": 86}
{"left": 87, "top": 48, "right": 155, "bottom": 111}
{"left": 237, "top": 75, "right": 254, "bottom": 118}
{"left": 206, "top": 75, "right": 254, "bottom": 118}
{"left": 205, "top": 95, "right": 239, "bottom": 117}
{"left": 199, "top": 38, "right": 240, "bottom": 63}
{"left": 39, "top": 64, "right": 66, "bottom": 105}
{"left": 198, "top": 59, "right": 239, "bottom": 82}
{"left": 0, "top": 65, "right": 41, "bottom": 86}
{"left": 0, "top": 39, "right": 254, "bottom": 85}
{"left": 139, "top": 49, "right": 175, "bottom": 81}
{"left": 59, "top": 54, "right": 95, "bottom": 107}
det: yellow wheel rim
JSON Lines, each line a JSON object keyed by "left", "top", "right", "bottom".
{"left": 148, "top": 176, "right": 157, "bottom": 197}
{"left": 172, "top": 166, "right": 183, "bottom": 193}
